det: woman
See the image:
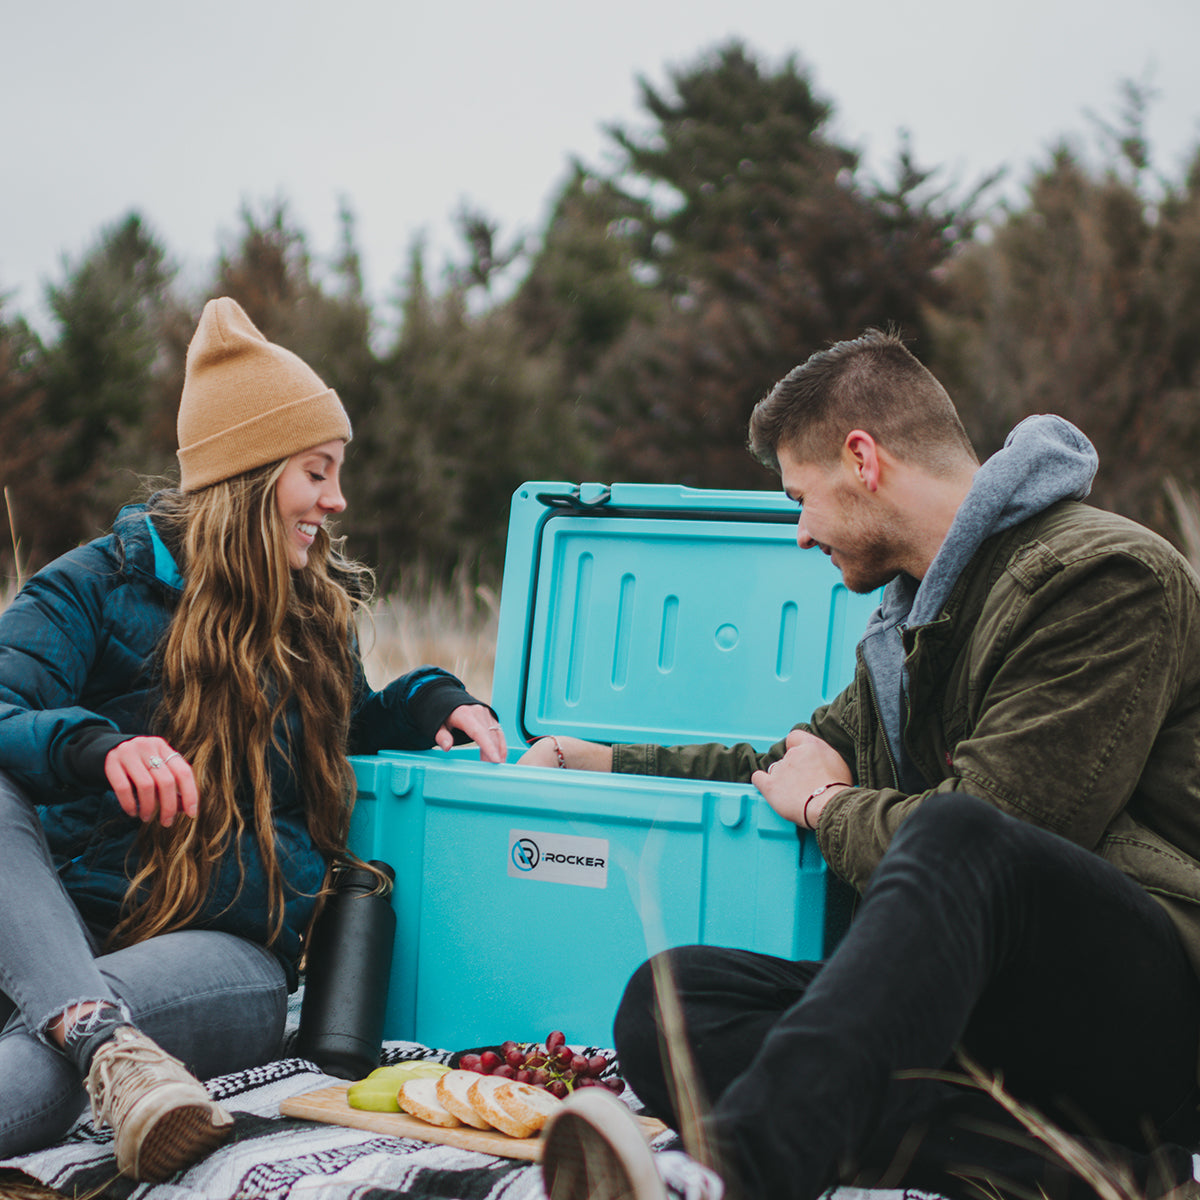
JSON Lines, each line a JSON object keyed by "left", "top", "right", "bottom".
{"left": 0, "top": 298, "right": 505, "bottom": 1180}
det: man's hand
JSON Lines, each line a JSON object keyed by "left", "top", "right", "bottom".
{"left": 437, "top": 704, "right": 508, "bottom": 762}
{"left": 516, "top": 736, "right": 614, "bottom": 772}
{"left": 752, "top": 729, "right": 852, "bottom": 828}
{"left": 105, "top": 736, "right": 198, "bottom": 827}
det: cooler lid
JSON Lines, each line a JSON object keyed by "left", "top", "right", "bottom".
{"left": 492, "top": 482, "right": 880, "bottom": 750}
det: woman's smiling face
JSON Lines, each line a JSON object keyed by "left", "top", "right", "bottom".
{"left": 274, "top": 440, "right": 347, "bottom": 569}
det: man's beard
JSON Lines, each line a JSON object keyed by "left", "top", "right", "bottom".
{"left": 826, "top": 492, "right": 904, "bottom": 594}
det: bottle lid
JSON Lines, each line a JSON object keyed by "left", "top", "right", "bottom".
{"left": 332, "top": 860, "right": 395, "bottom": 894}
{"left": 368, "top": 859, "right": 397, "bottom": 882}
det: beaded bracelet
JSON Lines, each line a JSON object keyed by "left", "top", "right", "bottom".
{"left": 548, "top": 736, "right": 566, "bottom": 768}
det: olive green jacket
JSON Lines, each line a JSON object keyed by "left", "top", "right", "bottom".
{"left": 613, "top": 500, "right": 1200, "bottom": 984}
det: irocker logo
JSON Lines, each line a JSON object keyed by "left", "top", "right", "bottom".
{"left": 507, "top": 829, "right": 609, "bottom": 889}
{"left": 511, "top": 838, "right": 540, "bottom": 871}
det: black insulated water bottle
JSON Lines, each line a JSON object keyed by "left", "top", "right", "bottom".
{"left": 296, "top": 859, "right": 397, "bottom": 1080}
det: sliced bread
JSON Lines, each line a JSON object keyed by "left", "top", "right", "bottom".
{"left": 397, "top": 1076, "right": 462, "bottom": 1127}
{"left": 494, "top": 1080, "right": 563, "bottom": 1133}
{"left": 436, "top": 1069, "right": 495, "bottom": 1129}
{"left": 467, "top": 1074, "right": 536, "bottom": 1138}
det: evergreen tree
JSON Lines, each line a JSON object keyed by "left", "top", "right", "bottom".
{"left": 0, "top": 302, "right": 100, "bottom": 576}
{"left": 513, "top": 167, "right": 660, "bottom": 381}
{"left": 581, "top": 42, "right": 984, "bottom": 487}
{"left": 35, "top": 213, "right": 182, "bottom": 547}
{"left": 607, "top": 40, "right": 852, "bottom": 295}
{"left": 41, "top": 213, "right": 177, "bottom": 467}
{"left": 927, "top": 99, "right": 1200, "bottom": 538}
{"left": 357, "top": 232, "right": 596, "bottom": 582}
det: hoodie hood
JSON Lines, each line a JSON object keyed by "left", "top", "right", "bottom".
{"left": 859, "top": 414, "right": 1099, "bottom": 789}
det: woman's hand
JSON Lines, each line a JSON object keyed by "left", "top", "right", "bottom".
{"left": 437, "top": 704, "right": 508, "bottom": 762}
{"left": 751, "top": 729, "right": 851, "bottom": 828}
{"left": 105, "top": 737, "right": 198, "bottom": 827}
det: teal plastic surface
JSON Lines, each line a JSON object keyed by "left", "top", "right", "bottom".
{"left": 493, "top": 482, "right": 879, "bottom": 749}
{"left": 349, "top": 751, "right": 833, "bottom": 1049}
{"left": 349, "top": 482, "right": 880, "bottom": 1049}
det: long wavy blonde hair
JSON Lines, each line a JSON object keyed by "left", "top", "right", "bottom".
{"left": 108, "top": 461, "right": 374, "bottom": 950}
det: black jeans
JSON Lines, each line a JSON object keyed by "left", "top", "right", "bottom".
{"left": 614, "top": 793, "right": 1200, "bottom": 1199}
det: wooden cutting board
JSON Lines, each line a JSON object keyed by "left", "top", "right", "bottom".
{"left": 279, "top": 1082, "right": 668, "bottom": 1163}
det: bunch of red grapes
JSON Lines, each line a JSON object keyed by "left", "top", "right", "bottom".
{"left": 458, "top": 1030, "right": 625, "bottom": 1099}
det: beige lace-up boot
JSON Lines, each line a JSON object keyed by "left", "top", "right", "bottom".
{"left": 85, "top": 1026, "right": 234, "bottom": 1181}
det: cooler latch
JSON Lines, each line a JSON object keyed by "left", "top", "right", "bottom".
{"left": 577, "top": 483, "right": 612, "bottom": 507}
{"left": 536, "top": 484, "right": 613, "bottom": 511}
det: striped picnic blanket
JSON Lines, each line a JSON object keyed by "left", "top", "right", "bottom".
{"left": 0, "top": 1009, "right": 940, "bottom": 1200}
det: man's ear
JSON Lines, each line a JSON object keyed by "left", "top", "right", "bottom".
{"left": 843, "top": 430, "right": 881, "bottom": 492}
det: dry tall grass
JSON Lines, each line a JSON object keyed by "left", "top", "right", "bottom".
{"left": 357, "top": 569, "right": 498, "bottom": 703}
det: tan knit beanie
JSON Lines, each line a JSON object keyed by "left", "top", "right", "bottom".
{"left": 177, "top": 297, "right": 352, "bottom": 492}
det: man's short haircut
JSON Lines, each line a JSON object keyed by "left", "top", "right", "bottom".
{"left": 748, "top": 328, "right": 978, "bottom": 474}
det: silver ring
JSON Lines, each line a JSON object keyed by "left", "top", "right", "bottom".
{"left": 162, "top": 752, "right": 182, "bottom": 765}
{"left": 147, "top": 756, "right": 165, "bottom": 770}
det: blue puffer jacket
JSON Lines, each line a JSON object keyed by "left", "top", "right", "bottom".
{"left": 0, "top": 504, "right": 484, "bottom": 983}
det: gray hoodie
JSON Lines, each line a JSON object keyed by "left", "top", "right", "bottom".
{"left": 859, "top": 414, "right": 1099, "bottom": 791}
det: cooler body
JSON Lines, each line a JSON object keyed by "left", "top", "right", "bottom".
{"left": 348, "top": 482, "right": 879, "bottom": 1048}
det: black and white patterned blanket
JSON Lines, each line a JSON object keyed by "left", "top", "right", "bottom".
{"left": 5, "top": 1042, "right": 552, "bottom": 1200}
{"left": 0, "top": 1036, "right": 935, "bottom": 1200}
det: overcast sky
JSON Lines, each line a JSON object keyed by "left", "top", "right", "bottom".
{"left": 3, "top": 0, "right": 1199, "bottom": 333}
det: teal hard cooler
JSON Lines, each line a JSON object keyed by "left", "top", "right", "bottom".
{"left": 348, "top": 482, "right": 880, "bottom": 1050}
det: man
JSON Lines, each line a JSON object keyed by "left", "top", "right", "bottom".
{"left": 531, "top": 329, "right": 1200, "bottom": 1199}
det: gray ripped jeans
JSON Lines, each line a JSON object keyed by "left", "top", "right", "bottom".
{"left": 0, "top": 771, "right": 288, "bottom": 1158}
